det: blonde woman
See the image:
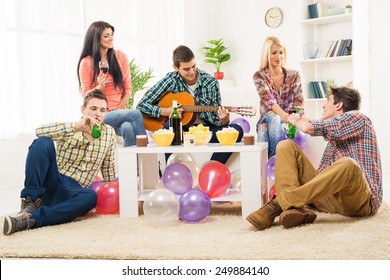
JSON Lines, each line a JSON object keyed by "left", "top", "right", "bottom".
{"left": 253, "top": 36, "right": 304, "bottom": 157}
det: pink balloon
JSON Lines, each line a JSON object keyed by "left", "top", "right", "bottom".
{"left": 269, "top": 184, "right": 277, "bottom": 200}
{"left": 266, "top": 155, "right": 276, "bottom": 181}
{"left": 88, "top": 180, "right": 106, "bottom": 193}
{"left": 96, "top": 182, "right": 120, "bottom": 214}
{"left": 162, "top": 163, "right": 193, "bottom": 195}
{"left": 198, "top": 161, "right": 231, "bottom": 198}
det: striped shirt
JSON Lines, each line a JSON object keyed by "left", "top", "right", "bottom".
{"left": 310, "top": 111, "right": 383, "bottom": 213}
{"left": 136, "top": 69, "right": 223, "bottom": 126}
{"left": 36, "top": 122, "right": 117, "bottom": 188}
{"left": 253, "top": 67, "right": 304, "bottom": 122}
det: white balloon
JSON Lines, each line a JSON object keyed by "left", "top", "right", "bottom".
{"left": 230, "top": 170, "right": 241, "bottom": 190}
{"left": 180, "top": 161, "right": 200, "bottom": 188}
{"left": 167, "top": 153, "right": 195, "bottom": 166}
{"left": 143, "top": 189, "right": 179, "bottom": 225}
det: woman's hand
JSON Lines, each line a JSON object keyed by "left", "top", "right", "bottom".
{"left": 96, "top": 72, "right": 109, "bottom": 89}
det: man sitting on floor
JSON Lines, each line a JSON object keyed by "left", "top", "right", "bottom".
{"left": 247, "top": 86, "right": 382, "bottom": 230}
{"left": 3, "top": 89, "right": 117, "bottom": 235}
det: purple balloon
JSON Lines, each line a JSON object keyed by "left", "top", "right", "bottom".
{"left": 179, "top": 189, "right": 211, "bottom": 222}
{"left": 294, "top": 130, "right": 308, "bottom": 149}
{"left": 266, "top": 155, "right": 276, "bottom": 181}
{"left": 230, "top": 117, "right": 251, "bottom": 133}
{"left": 162, "top": 163, "right": 193, "bottom": 195}
{"left": 89, "top": 180, "right": 106, "bottom": 193}
{"left": 280, "top": 130, "right": 307, "bottom": 150}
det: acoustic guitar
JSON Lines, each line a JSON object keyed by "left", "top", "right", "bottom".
{"left": 142, "top": 92, "right": 256, "bottom": 132}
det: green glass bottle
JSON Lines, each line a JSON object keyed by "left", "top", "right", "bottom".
{"left": 169, "top": 100, "right": 182, "bottom": 145}
{"left": 286, "top": 108, "right": 301, "bottom": 139}
{"left": 91, "top": 124, "right": 102, "bottom": 139}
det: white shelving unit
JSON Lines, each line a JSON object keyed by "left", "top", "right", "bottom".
{"left": 300, "top": 6, "right": 353, "bottom": 119}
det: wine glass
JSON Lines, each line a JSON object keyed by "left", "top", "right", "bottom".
{"left": 99, "top": 60, "right": 109, "bottom": 74}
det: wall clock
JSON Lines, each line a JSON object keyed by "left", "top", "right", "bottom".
{"left": 265, "top": 7, "right": 283, "bottom": 28}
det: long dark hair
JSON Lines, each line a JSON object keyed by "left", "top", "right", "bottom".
{"left": 77, "top": 21, "right": 124, "bottom": 93}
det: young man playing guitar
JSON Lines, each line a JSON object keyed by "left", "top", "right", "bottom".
{"left": 137, "top": 45, "right": 244, "bottom": 164}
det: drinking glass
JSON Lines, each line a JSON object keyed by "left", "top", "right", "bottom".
{"left": 99, "top": 60, "right": 109, "bottom": 74}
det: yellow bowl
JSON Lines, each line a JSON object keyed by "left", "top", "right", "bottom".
{"left": 216, "top": 131, "right": 239, "bottom": 146}
{"left": 152, "top": 132, "right": 174, "bottom": 147}
{"left": 194, "top": 131, "right": 213, "bottom": 145}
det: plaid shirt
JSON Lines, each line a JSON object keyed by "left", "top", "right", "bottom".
{"left": 36, "top": 122, "right": 117, "bottom": 188}
{"left": 310, "top": 111, "right": 383, "bottom": 213}
{"left": 253, "top": 67, "right": 304, "bottom": 122}
{"left": 137, "top": 69, "right": 223, "bottom": 126}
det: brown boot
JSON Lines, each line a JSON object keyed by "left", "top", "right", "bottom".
{"left": 246, "top": 198, "right": 282, "bottom": 230}
{"left": 279, "top": 208, "right": 317, "bottom": 229}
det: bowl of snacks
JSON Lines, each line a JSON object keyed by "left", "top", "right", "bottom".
{"left": 216, "top": 127, "right": 239, "bottom": 146}
{"left": 152, "top": 129, "right": 175, "bottom": 147}
{"left": 188, "top": 124, "right": 213, "bottom": 145}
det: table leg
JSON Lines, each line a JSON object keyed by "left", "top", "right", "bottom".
{"left": 240, "top": 150, "right": 264, "bottom": 219}
{"left": 118, "top": 152, "right": 139, "bottom": 218}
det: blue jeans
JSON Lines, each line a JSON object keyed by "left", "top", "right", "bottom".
{"left": 104, "top": 109, "right": 147, "bottom": 147}
{"left": 256, "top": 111, "right": 284, "bottom": 158}
{"left": 20, "top": 138, "right": 97, "bottom": 228}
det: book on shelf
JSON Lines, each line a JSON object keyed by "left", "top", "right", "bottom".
{"left": 309, "top": 81, "right": 327, "bottom": 99}
{"left": 319, "top": 41, "right": 333, "bottom": 58}
{"left": 343, "top": 39, "right": 353, "bottom": 55}
{"left": 329, "top": 40, "right": 339, "bottom": 57}
{"left": 334, "top": 39, "right": 345, "bottom": 57}
{"left": 309, "top": 81, "right": 318, "bottom": 98}
{"left": 322, "top": 39, "right": 353, "bottom": 58}
{"left": 307, "top": 2, "right": 328, "bottom": 19}
{"left": 335, "top": 39, "right": 347, "bottom": 56}
{"left": 308, "top": 3, "right": 319, "bottom": 19}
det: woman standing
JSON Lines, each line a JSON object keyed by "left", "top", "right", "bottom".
{"left": 77, "top": 21, "right": 146, "bottom": 147}
{"left": 253, "top": 36, "right": 304, "bottom": 157}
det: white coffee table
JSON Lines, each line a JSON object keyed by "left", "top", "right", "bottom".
{"left": 117, "top": 142, "right": 269, "bottom": 220}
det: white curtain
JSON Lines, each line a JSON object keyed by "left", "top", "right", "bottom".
{"left": 0, "top": 0, "right": 185, "bottom": 139}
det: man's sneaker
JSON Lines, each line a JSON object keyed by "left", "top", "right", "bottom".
{"left": 20, "top": 196, "right": 41, "bottom": 213}
{"left": 3, "top": 212, "right": 35, "bottom": 236}
{"left": 246, "top": 198, "right": 283, "bottom": 230}
{"left": 279, "top": 208, "right": 317, "bottom": 229}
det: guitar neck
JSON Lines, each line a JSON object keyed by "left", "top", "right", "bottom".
{"left": 181, "top": 105, "right": 235, "bottom": 113}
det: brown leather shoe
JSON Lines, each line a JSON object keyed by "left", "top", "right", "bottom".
{"left": 246, "top": 198, "right": 282, "bottom": 230}
{"left": 279, "top": 208, "right": 317, "bottom": 229}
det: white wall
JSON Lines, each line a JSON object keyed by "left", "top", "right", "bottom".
{"left": 368, "top": 0, "right": 390, "bottom": 205}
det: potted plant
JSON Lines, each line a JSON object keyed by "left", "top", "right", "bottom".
{"left": 201, "top": 38, "right": 231, "bottom": 80}
{"left": 345, "top": 4, "right": 352, "bottom": 13}
{"left": 127, "top": 59, "right": 153, "bottom": 108}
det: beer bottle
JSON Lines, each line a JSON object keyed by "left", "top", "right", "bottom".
{"left": 286, "top": 108, "right": 301, "bottom": 139}
{"left": 91, "top": 124, "right": 102, "bottom": 138}
{"left": 169, "top": 100, "right": 182, "bottom": 145}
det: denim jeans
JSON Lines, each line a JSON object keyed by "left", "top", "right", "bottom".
{"left": 104, "top": 109, "right": 147, "bottom": 147}
{"left": 21, "top": 138, "right": 97, "bottom": 228}
{"left": 256, "top": 111, "right": 284, "bottom": 158}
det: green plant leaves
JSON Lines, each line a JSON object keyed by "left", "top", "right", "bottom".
{"left": 201, "top": 38, "right": 231, "bottom": 72}
{"left": 127, "top": 58, "right": 154, "bottom": 108}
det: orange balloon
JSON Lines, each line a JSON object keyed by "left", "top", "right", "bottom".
{"left": 96, "top": 182, "right": 120, "bottom": 214}
{"left": 198, "top": 161, "right": 231, "bottom": 198}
